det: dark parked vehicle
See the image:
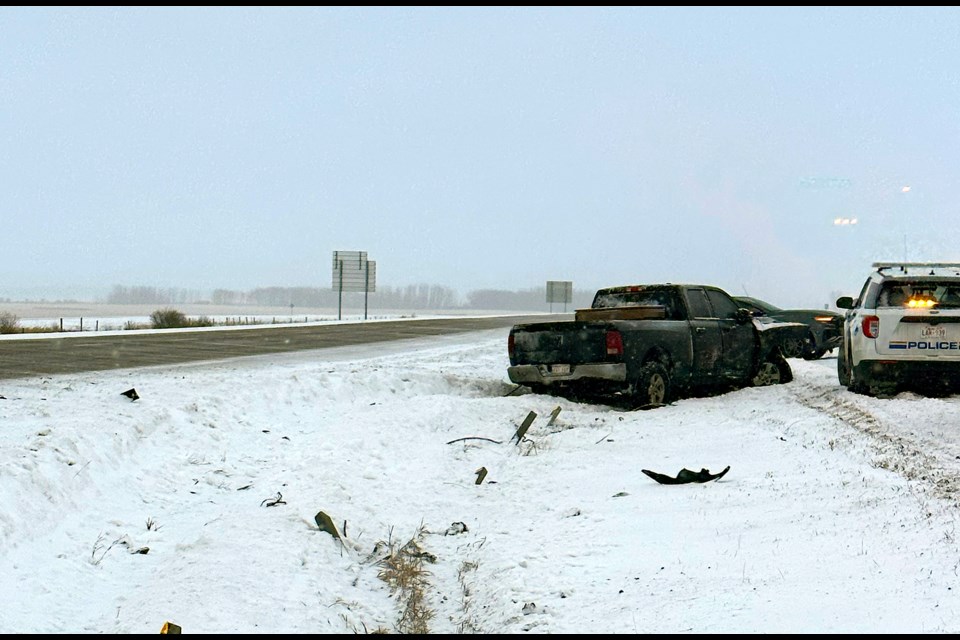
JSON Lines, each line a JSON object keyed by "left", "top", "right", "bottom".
{"left": 508, "top": 283, "right": 801, "bottom": 408}
{"left": 733, "top": 296, "right": 842, "bottom": 360}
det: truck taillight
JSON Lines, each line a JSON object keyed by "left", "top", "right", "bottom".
{"left": 862, "top": 315, "right": 879, "bottom": 339}
{"left": 508, "top": 332, "right": 515, "bottom": 358}
{"left": 606, "top": 330, "right": 623, "bottom": 356}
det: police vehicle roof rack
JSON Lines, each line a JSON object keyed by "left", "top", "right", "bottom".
{"left": 873, "top": 262, "right": 960, "bottom": 275}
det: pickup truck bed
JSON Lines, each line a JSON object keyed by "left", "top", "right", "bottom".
{"left": 574, "top": 306, "right": 666, "bottom": 322}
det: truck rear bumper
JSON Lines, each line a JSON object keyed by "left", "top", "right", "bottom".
{"left": 508, "top": 363, "right": 627, "bottom": 385}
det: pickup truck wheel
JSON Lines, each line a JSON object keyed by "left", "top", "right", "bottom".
{"left": 634, "top": 362, "right": 671, "bottom": 408}
{"left": 752, "top": 354, "right": 792, "bottom": 386}
{"left": 776, "top": 354, "right": 794, "bottom": 383}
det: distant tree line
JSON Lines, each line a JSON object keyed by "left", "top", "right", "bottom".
{"left": 105, "top": 286, "right": 206, "bottom": 305}
{"left": 104, "top": 283, "right": 595, "bottom": 311}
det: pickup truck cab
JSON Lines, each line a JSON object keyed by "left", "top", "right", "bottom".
{"left": 508, "top": 284, "right": 798, "bottom": 407}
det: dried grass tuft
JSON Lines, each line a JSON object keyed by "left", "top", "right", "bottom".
{"left": 375, "top": 524, "right": 435, "bottom": 634}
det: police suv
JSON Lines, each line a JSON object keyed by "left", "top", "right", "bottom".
{"left": 836, "top": 262, "right": 960, "bottom": 396}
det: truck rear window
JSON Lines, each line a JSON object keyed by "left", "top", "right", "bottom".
{"left": 592, "top": 290, "right": 683, "bottom": 319}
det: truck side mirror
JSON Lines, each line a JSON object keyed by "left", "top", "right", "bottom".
{"left": 836, "top": 296, "right": 854, "bottom": 309}
{"left": 735, "top": 307, "right": 753, "bottom": 324}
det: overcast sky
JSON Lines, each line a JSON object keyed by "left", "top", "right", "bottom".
{"left": 2, "top": 7, "right": 959, "bottom": 307}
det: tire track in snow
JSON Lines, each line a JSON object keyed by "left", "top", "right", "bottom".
{"left": 787, "top": 369, "right": 960, "bottom": 509}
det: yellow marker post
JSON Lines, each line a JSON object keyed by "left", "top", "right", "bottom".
{"left": 160, "top": 621, "right": 182, "bottom": 634}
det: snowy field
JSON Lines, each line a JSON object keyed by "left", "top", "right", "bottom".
{"left": 2, "top": 328, "right": 960, "bottom": 633}
{"left": 1, "top": 303, "right": 545, "bottom": 331}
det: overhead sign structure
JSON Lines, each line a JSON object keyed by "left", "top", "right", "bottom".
{"left": 546, "top": 280, "right": 573, "bottom": 312}
{"left": 332, "top": 250, "right": 377, "bottom": 320}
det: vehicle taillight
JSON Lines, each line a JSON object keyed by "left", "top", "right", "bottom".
{"left": 862, "top": 315, "right": 879, "bottom": 339}
{"left": 606, "top": 330, "right": 623, "bottom": 356}
{"left": 508, "top": 332, "right": 515, "bottom": 358}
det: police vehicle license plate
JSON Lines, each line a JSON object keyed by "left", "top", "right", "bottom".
{"left": 921, "top": 326, "right": 947, "bottom": 338}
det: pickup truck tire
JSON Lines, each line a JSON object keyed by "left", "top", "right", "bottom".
{"left": 751, "top": 353, "right": 793, "bottom": 386}
{"left": 634, "top": 362, "right": 671, "bottom": 408}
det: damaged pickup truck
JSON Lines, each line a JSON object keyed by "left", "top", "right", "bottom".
{"left": 507, "top": 283, "right": 804, "bottom": 408}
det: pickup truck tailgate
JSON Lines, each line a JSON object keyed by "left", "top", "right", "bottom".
{"left": 509, "top": 322, "right": 612, "bottom": 365}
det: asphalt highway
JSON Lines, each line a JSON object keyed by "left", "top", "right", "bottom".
{"left": 0, "top": 314, "right": 568, "bottom": 380}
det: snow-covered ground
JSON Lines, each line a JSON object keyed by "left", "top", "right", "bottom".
{"left": 2, "top": 329, "right": 960, "bottom": 633}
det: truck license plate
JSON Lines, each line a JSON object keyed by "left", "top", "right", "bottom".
{"left": 550, "top": 364, "right": 571, "bottom": 375}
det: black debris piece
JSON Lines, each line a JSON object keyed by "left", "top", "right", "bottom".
{"left": 260, "top": 492, "right": 286, "bottom": 507}
{"left": 641, "top": 466, "right": 730, "bottom": 485}
{"left": 121, "top": 388, "right": 139, "bottom": 401}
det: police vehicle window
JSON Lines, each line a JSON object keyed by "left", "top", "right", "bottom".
{"left": 706, "top": 289, "right": 739, "bottom": 319}
{"left": 878, "top": 283, "right": 909, "bottom": 307}
{"left": 686, "top": 288, "right": 713, "bottom": 319}
{"left": 939, "top": 285, "right": 960, "bottom": 307}
{"left": 855, "top": 278, "right": 872, "bottom": 307}
{"left": 861, "top": 281, "right": 880, "bottom": 308}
